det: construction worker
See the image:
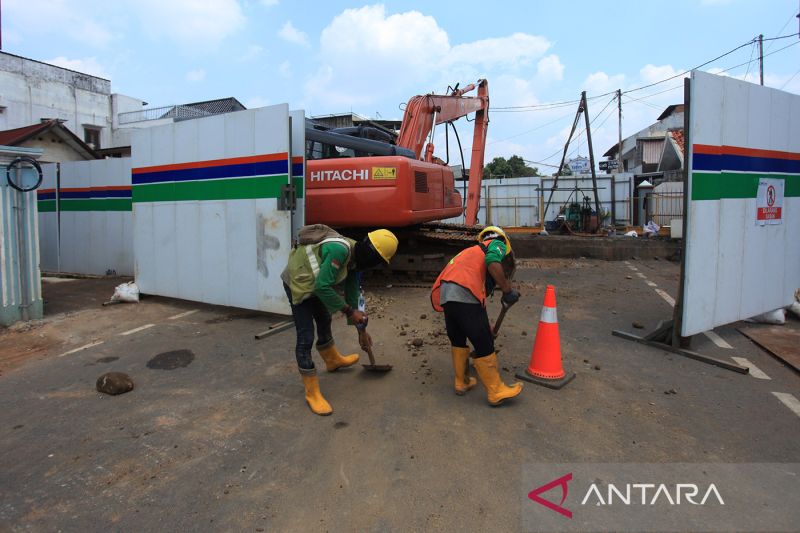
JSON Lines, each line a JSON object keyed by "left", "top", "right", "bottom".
{"left": 281, "top": 228, "right": 399, "bottom": 416}
{"left": 430, "top": 226, "right": 523, "bottom": 405}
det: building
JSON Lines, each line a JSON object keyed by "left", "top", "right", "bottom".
{"left": 109, "top": 97, "right": 247, "bottom": 156}
{"left": 310, "top": 112, "right": 402, "bottom": 135}
{"left": 1, "top": 51, "right": 249, "bottom": 160}
{"left": 0, "top": 120, "right": 98, "bottom": 163}
{"left": 603, "top": 104, "right": 685, "bottom": 179}
{"left": 0, "top": 51, "right": 146, "bottom": 154}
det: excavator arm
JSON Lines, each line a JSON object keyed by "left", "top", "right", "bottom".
{"left": 396, "top": 79, "right": 489, "bottom": 226}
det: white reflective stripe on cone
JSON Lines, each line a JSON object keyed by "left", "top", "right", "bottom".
{"left": 540, "top": 306, "right": 558, "bottom": 324}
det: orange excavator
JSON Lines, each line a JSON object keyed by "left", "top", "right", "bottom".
{"left": 305, "top": 79, "right": 489, "bottom": 227}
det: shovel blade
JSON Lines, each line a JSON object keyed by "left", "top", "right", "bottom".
{"left": 362, "top": 363, "right": 393, "bottom": 372}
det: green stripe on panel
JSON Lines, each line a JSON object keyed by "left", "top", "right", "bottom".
{"left": 60, "top": 199, "right": 133, "bottom": 211}
{"left": 37, "top": 200, "right": 57, "bottom": 212}
{"left": 293, "top": 176, "right": 304, "bottom": 199}
{"left": 691, "top": 172, "right": 800, "bottom": 201}
{"left": 132, "top": 174, "right": 290, "bottom": 203}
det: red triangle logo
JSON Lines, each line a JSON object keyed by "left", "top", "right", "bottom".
{"left": 528, "top": 473, "right": 573, "bottom": 519}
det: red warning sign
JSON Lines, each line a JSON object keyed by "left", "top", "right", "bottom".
{"left": 756, "top": 178, "right": 783, "bottom": 225}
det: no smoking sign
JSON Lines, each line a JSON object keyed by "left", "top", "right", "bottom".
{"left": 756, "top": 178, "right": 784, "bottom": 225}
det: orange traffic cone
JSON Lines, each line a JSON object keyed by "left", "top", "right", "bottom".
{"left": 516, "top": 285, "right": 575, "bottom": 389}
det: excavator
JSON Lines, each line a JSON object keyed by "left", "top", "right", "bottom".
{"left": 304, "top": 79, "right": 489, "bottom": 228}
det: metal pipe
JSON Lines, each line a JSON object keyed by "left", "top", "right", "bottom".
{"left": 305, "top": 128, "right": 416, "bottom": 158}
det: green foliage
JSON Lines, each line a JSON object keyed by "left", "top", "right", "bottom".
{"left": 483, "top": 155, "right": 539, "bottom": 178}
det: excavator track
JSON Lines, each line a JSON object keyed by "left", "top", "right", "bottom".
{"left": 361, "top": 223, "right": 487, "bottom": 283}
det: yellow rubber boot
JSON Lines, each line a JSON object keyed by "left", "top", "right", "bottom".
{"left": 451, "top": 346, "right": 477, "bottom": 395}
{"left": 473, "top": 353, "right": 523, "bottom": 406}
{"left": 318, "top": 342, "right": 359, "bottom": 372}
{"left": 301, "top": 372, "right": 333, "bottom": 416}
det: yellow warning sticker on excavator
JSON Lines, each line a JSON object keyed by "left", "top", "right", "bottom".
{"left": 372, "top": 167, "right": 397, "bottom": 180}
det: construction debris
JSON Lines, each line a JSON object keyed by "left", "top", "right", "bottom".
{"left": 96, "top": 372, "right": 134, "bottom": 395}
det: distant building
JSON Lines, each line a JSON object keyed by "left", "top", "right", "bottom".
{"left": 0, "top": 51, "right": 250, "bottom": 160}
{"left": 110, "top": 97, "right": 247, "bottom": 156}
{"left": 310, "top": 112, "right": 402, "bottom": 135}
{"left": 603, "top": 104, "right": 685, "bottom": 181}
{"left": 0, "top": 51, "right": 146, "bottom": 153}
{"left": 0, "top": 120, "right": 98, "bottom": 163}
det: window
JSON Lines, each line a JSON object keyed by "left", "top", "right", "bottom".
{"left": 84, "top": 127, "right": 101, "bottom": 149}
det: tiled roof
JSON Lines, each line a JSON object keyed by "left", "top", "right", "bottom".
{"left": 0, "top": 120, "right": 98, "bottom": 158}
{"left": 0, "top": 122, "right": 54, "bottom": 146}
{"left": 185, "top": 97, "right": 246, "bottom": 114}
{"left": 670, "top": 129, "right": 685, "bottom": 155}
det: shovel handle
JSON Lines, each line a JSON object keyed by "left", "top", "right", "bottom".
{"left": 493, "top": 300, "right": 515, "bottom": 337}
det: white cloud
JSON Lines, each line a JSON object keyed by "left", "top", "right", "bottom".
{"left": 445, "top": 33, "right": 551, "bottom": 69}
{"left": 238, "top": 45, "right": 266, "bottom": 62}
{"left": 639, "top": 64, "right": 684, "bottom": 85}
{"left": 135, "top": 0, "right": 245, "bottom": 48}
{"left": 582, "top": 71, "right": 626, "bottom": 94}
{"left": 537, "top": 55, "right": 565, "bottom": 82}
{"left": 44, "top": 56, "right": 110, "bottom": 79}
{"left": 186, "top": 69, "right": 206, "bottom": 82}
{"left": 279, "top": 60, "right": 292, "bottom": 78}
{"left": 245, "top": 96, "right": 270, "bottom": 108}
{"left": 279, "top": 21, "right": 310, "bottom": 47}
{"left": 6, "top": 0, "right": 113, "bottom": 47}
{"left": 308, "top": 5, "right": 553, "bottom": 109}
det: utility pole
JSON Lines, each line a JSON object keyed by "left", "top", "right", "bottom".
{"left": 615, "top": 88, "right": 622, "bottom": 226}
{"left": 581, "top": 91, "right": 602, "bottom": 231}
{"left": 758, "top": 34, "right": 764, "bottom": 85}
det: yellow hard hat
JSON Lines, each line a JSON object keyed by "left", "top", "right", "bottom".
{"left": 368, "top": 229, "right": 399, "bottom": 263}
{"left": 478, "top": 225, "right": 512, "bottom": 255}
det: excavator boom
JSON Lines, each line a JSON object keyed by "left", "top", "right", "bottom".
{"left": 396, "top": 80, "right": 489, "bottom": 226}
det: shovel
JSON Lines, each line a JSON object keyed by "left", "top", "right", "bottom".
{"left": 357, "top": 317, "right": 392, "bottom": 372}
{"left": 492, "top": 300, "right": 514, "bottom": 337}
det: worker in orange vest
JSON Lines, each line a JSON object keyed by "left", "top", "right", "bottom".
{"left": 430, "top": 226, "right": 523, "bottom": 405}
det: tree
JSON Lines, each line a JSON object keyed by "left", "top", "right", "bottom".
{"left": 484, "top": 156, "right": 513, "bottom": 179}
{"left": 507, "top": 155, "right": 539, "bottom": 177}
{"left": 484, "top": 155, "right": 539, "bottom": 178}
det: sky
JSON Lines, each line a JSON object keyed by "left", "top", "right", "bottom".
{"left": 4, "top": 0, "right": 799, "bottom": 170}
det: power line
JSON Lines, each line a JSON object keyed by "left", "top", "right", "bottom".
{"left": 716, "top": 40, "right": 800, "bottom": 75}
{"left": 766, "top": 13, "right": 799, "bottom": 50}
{"left": 488, "top": 108, "right": 578, "bottom": 145}
{"left": 780, "top": 67, "right": 800, "bottom": 89}
{"left": 493, "top": 31, "right": 800, "bottom": 112}
{"left": 743, "top": 39, "right": 757, "bottom": 82}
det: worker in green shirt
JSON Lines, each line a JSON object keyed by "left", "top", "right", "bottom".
{"left": 430, "top": 226, "right": 522, "bottom": 406}
{"left": 281, "top": 228, "right": 399, "bottom": 415}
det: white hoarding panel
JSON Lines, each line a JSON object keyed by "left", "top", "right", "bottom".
{"left": 132, "top": 105, "right": 300, "bottom": 315}
{"left": 290, "top": 109, "right": 306, "bottom": 242}
{"left": 55, "top": 158, "right": 133, "bottom": 276}
{"left": 682, "top": 71, "right": 800, "bottom": 336}
{"left": 37, "top": 163, "right": 59, "bottom": 272}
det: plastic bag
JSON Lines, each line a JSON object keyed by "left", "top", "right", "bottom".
{"left": 111, "top": 281, "right": 140, "bottom": 303}
{"left": 745, "top": 308, "right": 786, "bottom": 325}
{"left": 643, "top": 220, "right": 660, "bottom": 235}
{"left": 624, "top": 230, "right": 638, "bottom": 238}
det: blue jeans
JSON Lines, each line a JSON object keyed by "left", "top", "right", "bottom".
{"left": 283, "top": 284, "right": 333, "bottom": 372}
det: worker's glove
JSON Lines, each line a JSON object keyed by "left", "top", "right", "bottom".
{"left": 349, "top": 309, "right": 367, "bottom": 326}
{"left": 501, "top": 289, "right": 520, "bottom": 306}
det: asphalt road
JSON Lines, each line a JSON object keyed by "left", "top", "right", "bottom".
{"left": 1, "top": 259, "right": 798, "bottom": 532}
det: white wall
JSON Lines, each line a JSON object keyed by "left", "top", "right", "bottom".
{"left": 0, "top": 52, "right": 144, "bottom": 152}
{"left": 681, "top": 71, "right": 800, "bottom": 337}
